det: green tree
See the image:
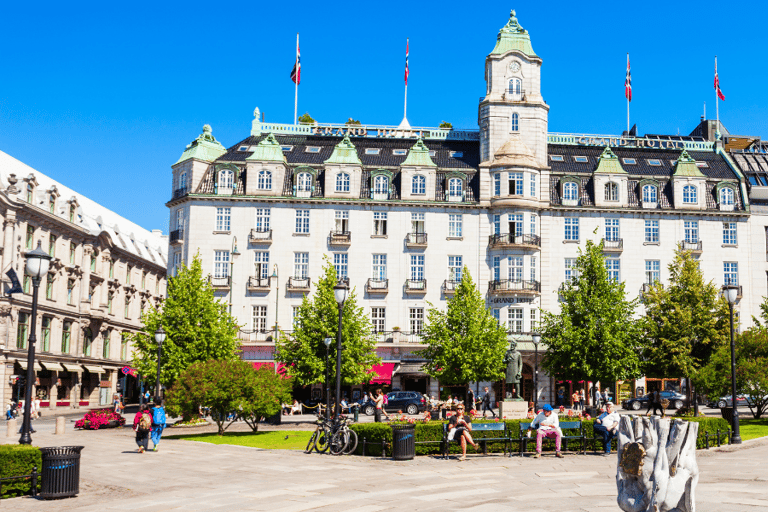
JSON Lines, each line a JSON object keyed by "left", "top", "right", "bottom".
{"left": 641, "top": 248, "right": 729, "bottom": 390}
{"left": 166, "top": 360, "right": 291, "bottom": 434}
{"left": 345, "top": 118, "right": 361, "bottom": 125}
{"left": 129, "top": 254, "right": 240, "bottom": 390}
{"left": 298, "top": 112, "right": 316, "bottom": 125}
{"left": 540, "top": 238, "right": 643, "bottom": 402}
{"left": 418, "top": 268, "right": 508, "bottom": 386}
{"left": 438, "top": 121, "right": 453, "bottom": 129}
{"left": 696, "top": 327, "right": 768, "bottom": 418}
{"left": 276, "top": 258, "right": 379, "bottom": 387}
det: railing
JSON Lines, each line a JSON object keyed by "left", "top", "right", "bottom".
{"left": 406, "top": 233, "right": 428, "bottom": 246}
{"left": 287, "top": 277, "right": 311, "bottom": 291}
{"left": 405, "top": 279, "right": 427, "bottom": 292}
{"left": 366, "top": 278, "right": 388, "bottom": 293}
{"left": 603, "top": 238, "right": 623, "bottom": 251}
{"left": 371, "top": 330, "right": 425, "bottom": 344}
{"left": 209, "top": 276, "right": 230, "bottom": 288}
{"left": 0, "top": 466, "right": 38, "bottom": 497}
{"left": 442, "top": 280, "right": 460, "bottom": 294}
{"left": 247, "top": 276, "right": 271, "bottom": 291}
{"left": 238, "top": 330, "right": 275, "bottom": 343}
{"left": 680, "top": 240, "right": 703, "bottom": 252}
{"left": 249, "top": 228, "right": 272, "bottom": 243}
{"left": 328, "top": 231, "right": 351, "bottom": 245}
{"left": 169, "top": 230, "right": 183, "bottom": 244}
{"left": 488, "top": 279, "right": 541, "bottom": 294}
{"left": 172, "top": 187, "right": 188, "bottom": 199}
{"left": 488, "top": 234, "right": 541, "bottom": 248}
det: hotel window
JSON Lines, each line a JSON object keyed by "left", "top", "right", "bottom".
{"left": 26, "top": 182, "right": 33, "bottom": 203}
{"left": 684, "top": 221, "right": 699, "bottom": 243}
{"left": 294, "top": 253, "right": 309, "bottom": 278}
{"left": 214, "top": 251, "right": 230, "bottom": 279}
{"left": 720, "top": 187, "right": 735, "bottom": 206}
{"left": 563, "top": 181, "right": 578, "bottom": 202}
{"left": 297, "top": 172, "right": 312, "bottom": 196}
{"left": 409, "top": 308, "right": 424, "bottom": 333}
{"left": 292, "top": 306, "right": 301, "bottom": 326}
{"left": 255, "top": 208, "right": 270, "bottom": 232}
{"left": 644, "top": 220, "right": 659, "bottom": 243}
{"left": 23, "top": 275, "right": 30, "bottom": 294}
{"left": 564, "top": 218, "right": 579, "bottom": 241}
{"left": 218, "top": 169, "right": 234, "bottom": 194}
{"left": 372, "top": 175, "right": 389, "bottom": 199}
{"left": 69, "top": 242, "right": 76, "bottom": 264}
{"left": 215, "top": 207, "right": 231, "bottom": 232}
{"left": 83, "top": 328, "right": 93, "bottom": 356}
{"left": 448, "top": 255, "right": 463, "bottom": 281}
{"left": 371, "top": 307, "right": 386, "bottom": 332}
{"left": 90, "top": 254, "right": 96, "bottom": 272}
{"left": 508, "top": 256, "right": 523, "bottom": 281}
{"left": 102, "top": 330, "right": 110, "bottom": 359}
{"left": 334, "top": 210, "right": 349, "bottom": 233}
{"left": 509, "top": 172, "right": 524, "bottom": 195}
{"left": 48, "top": 234, "right": 56, "bottom": 257}
{"left": 508, "top": 78, "right": 522, "bottom": 99}
{"left": 606, "top": 258, "right": 620, "bottom": 282}
{"left": 45, "top": 273, "right": 54, "bottom": 300}
{"left": 447, "top": 178, "right": 463, "bottom": 200}
{"left": 336, "top": 172, "right": 350, "bottom": 192}
{"left": 412, "top": 175, "right": 426, "bottom": 195}
{"left": 645, "top": 260, "right": 660, "bottom": 284}
{"left": 642, "top": 184, "right": 657, "bottom": 203}
{"left": 448, "top": 214, "right": 462, "bottom": 237}
{"left": 530, "top": 214, "right": 537, "bottom": 235}
{"left": 254, "top": 251, "right": 269, "bottom": 279}
{"left": 373, "top": 212, "right": 387, "bottom": 236}
{"left": 62, "top": 321, "right": 72, "bottom": 354}
{"left": 69, "top": 204, "right": 76, "bottom": 223}
{"left": 530, "top": 173, "right": 536, "bottom": 197}
{"left": 67, "top": 279, "right": 75, "bottom": 305}
{"left": 564, "top": 258, "right": 577, "bottom": 282}
{"left": 49, "top": 194, "right": 56, "bottom": 213}
{"left": 121, "top": 336, "right": 128, "bottom": 361}
{"left": 509, "top": 213, "right": 523, "bottom": 236}
{"left": 530, "top": 256, "right": 537, "bottom": 282}
{"left": 41, "top": 317, "right": 51, "bottom": 352}
{"left": 17, "top": 312, "right": 29, "bottom": 349}
{"left": 173, "top": 252, "right": 182, "bottom": 276}
{"left": 605, "top": 218, "right": 620, "bottom": 241}
{"left": 494, "top": 174, "right": 501, "bottom": 196}
{"left": 511, "top": 112, "right": 519, "bottom": 132}
{"left": 179, "top": 171, "right": 187, "bottom": 191}
{"left": 109, "top": 259, "right": 114, "bottom": 278}
{"left": 372, "top": 254, "right": 387, "bottom": 280}
{"left": 333, "top": 253, "right": 348, "bottom": 280}
{"left": 257, "top": 170, "right": 272, "bottom": 190}
{"left": 723, "top": 222, "right": 737, "bottom": 245}
{"left": 411, "top": 212, "right": 425, "bottom": 234}
{"left": 108, "top": 291, "right": 114, "bottom": 314}
{"left": 410, "top": 255, "right": 425, "bottom": 281}
{"left": 508, "top": 308, "right": 523, "bottom": 333}
{"left": 604, "top": 182, "right": 619, "bottom": 202}
{"left": 724, "top": 262, "right": 739, "bottom": 286}
{"left": 493, "top": 256, "right": 500, "bottom": 281}
{"left": 125, "top": 297, "right": 131, "bottom": 319}
{"left": 295, "top": 209, "right": 310, "bottom": 234}
{"left": 683, "top": 185, "right": 697, "bottom": 204}
{"left": 493, "top": 214, "right": 500, "bottom": 235}
{"left": 252, "top": 305, "right": 268, "bottom": 332}
{"left": 26, "top": 225, "right": 34, "bottom": 250}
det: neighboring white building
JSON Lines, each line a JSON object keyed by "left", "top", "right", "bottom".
{"left": 168, "top": 11, "right": 756, "bottom": 405}
{"left": 0, "top": 150, "right": 168, "bottom": 410}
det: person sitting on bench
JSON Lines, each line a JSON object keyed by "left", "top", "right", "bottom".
{"left": 593, "top": 402, "right": 620, "bottom": 455}
{"left": 528, "top": 404, "right": 563, "bottom": 459}
{"left": 447, "top": 404, "right": 478, "bottom": 461}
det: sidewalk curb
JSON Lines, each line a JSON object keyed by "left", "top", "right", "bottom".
{"left": 697, "top": 435, "right": 768, "bottom": 457}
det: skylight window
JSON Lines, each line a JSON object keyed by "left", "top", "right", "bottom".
{"left": 429, "top": 151, "right": 436, "bottom": 157}
{"left": 238, "top": 146, "right": 249, "bottom": 152}
{"left": 648, "top": 159, "right": 662, "bottom": 166}
{"left": 365, "top": 148, "right": 380, "bottom": 155}
{"left": 574, "top": 156, "right": 588, "bottom": 163}
{"left": 450, "top": 151, "right": 464, "bottom": 158}
{"left": 622, "top": 158, "right": 637, "bottom": 165}
{"left": 305, "top": 147, "right": 321, "bottom": 153}
{"left": 696, "top": 161, "right": 709, "bottom": 168}
{"left": 281, "top": 146, "right": 293, "bottom": 152}
{"left": 550, "top": 155, "right": 564, "bottom": 162}
{"left": 393, "top": 149, "right": 407, "bottom": 156}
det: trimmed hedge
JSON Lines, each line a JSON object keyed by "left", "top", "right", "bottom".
{"left": 0, "top": 445, "right": 41, "bottom": 499}
{"left": 349, "top": 416, "right": 733, "bottom": 456}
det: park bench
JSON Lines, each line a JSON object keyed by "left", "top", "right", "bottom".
{"left": 518, "top": 421, "right": 586, "bottom": 456}
{"left": 441, "top": 421, "right": 510, "bottom": 458}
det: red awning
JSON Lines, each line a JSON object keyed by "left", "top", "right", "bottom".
{"left": 368, "top": 363, "right": 396, "bottom": 384}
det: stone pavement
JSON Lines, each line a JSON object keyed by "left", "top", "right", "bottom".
{"left": 4, "top": 425, "right": 768, "bottom": 511}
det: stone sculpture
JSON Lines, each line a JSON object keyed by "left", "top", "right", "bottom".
{"left": 503, "top": 340, "right": 522, "bottom": 399}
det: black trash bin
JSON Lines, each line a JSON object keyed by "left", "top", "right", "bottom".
{"left": 265, "top": 411, "right": 282, "bottom": 425}
{"left": 391, "top": 424, "right": 415, "bottom": 460}
{"left": 39, "top": 446, "right": 84, "bottom": 499}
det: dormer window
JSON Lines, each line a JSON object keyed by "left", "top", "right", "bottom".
{"left": 305, "top": 146, "right": 321, "bottom": 153}
{"left": 604, "top": 182, "right": 619, "bottom": 202}
{"left": 281, "top": 146, "right": 293, "bottom": 152}
{"left": 648, "top": 159, "right": 662, "bottom": 166}
{"left": 550, "top": 155, "right": 564, "bottom": 162}
{"left": 563, "top": 181, "right": 579, "bottom": 204}
{"left": 365, "top": 148, "right": 380, "bottom": 155}
{"left": 336, "top": 172, "right": 350, "bottom": 193}
{"left": 574, "top": 156, "right": 588, "bottom": 163}
{"left": 511, "top": 113, "right": 519, "bottom": 132}
{"left": 296, "top": 172, "right": 312, "bottom": 197}
{"left": 508, "top": 78, "right": 522, "bottom": 100}
{"left": 412, "top": 175, "right": 426, "bottom": 195}
{"left": 218, "top": 169, "right": 234, "bottom": 194}
{"left": 179, "top": 172, "right": 187, "bottom": 191}
{"left": 720, "top": 187, "right": 734, "bottom": 205}
{"left": 642, "top": 184, "right": 658, "bottom": 204}
{"left": 238, "top": 146, "right": 249, "bottom": 152}
{"left": 683, "top": 185, "right": 697, "bottom": 204}
{"left": 447, "top": 178, "right": 463, "bottom": 202}
{"left": 449, "top": 151, "right": 463, "bottom": 158}
{"left": 257, "top": 170, "right": 272, "bottom": 190}
{"left": 372, "top": 175, "right": 390, "bottom": 200}
{"left": 622, "top": 158, "right": 637, "bottom": 165}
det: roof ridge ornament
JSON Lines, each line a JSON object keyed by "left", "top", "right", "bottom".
{"left": 491, "top": 9, "right": 538, "bottom": 58}
{"left": 503, "top": 9, "right": 525, "bottom": 34}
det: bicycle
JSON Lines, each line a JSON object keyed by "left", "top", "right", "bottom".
{"left": 329, "top": 415, "right": 358, "bottom": 456}
{"left": 305, "top": 416, "right": 331, "bottom": 454}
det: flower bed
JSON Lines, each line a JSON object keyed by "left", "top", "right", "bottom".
{"left": 74, "top": 408, "right": 126, "bottom": 430}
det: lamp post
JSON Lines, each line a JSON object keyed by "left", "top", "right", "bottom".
{"left": 229, "top": 237, "right": 240, "bottom": 314}
{"left": 154, "top": 326, "right": 166, "bottom": 400}
{"left": 531, "top": 333, "right": 541, "bottom": 413}
{"left": 323, "top": 337, "right": 332, "bottom": 418}
{"left": 332, "top": 281, "right": 349, "bottom": 420}
{"left": 19, "top": 241, "right": 52, "bottom": 445}
{"left": 722, "top": 284, "right": 742, "bottom": 444}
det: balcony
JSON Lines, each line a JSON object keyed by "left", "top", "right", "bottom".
{"left": 488, "top": 279, "right": 540, "bottom": 295}
{"left": 172, "top": 187, "right": 188, "bottom": 200}
{"left": 405, "top": 232, "right": 428, "bottom": 248}
{"left": 442, "top": 280, "right": 460, "bottom": 295}
{"left": 328, "top": 231, "right": 351, "bottom": 246}
{"left": 603, "top": 238, "right": 623, "bottom": 252}
{"left": 405, "top": 279, "right": 427, "bottom": 293}
{"left": 169, "top": 230, "right": 183, "bottom": 245}
{"left": 366, "top": 278, "right": 388, "bottom": 294}
{"left": 371, "top": 330, "right": 425, "bottom": 344}
{"left": 287, "top": 277, "right": 311, "bottom": 292}
{"left": 249, "top": 228, "right": 272, "bottom": 244}
{"left": 680, "top": 240, "right": 703, "bottom": 254}
{"left": 488, "top": 234, "right": 541, "bottom": 250}
{"left": 247, "top": 276, "right": 271, "bottom": 292}
{"left": 209, "top": 276, "right": 230, "bottom": 290}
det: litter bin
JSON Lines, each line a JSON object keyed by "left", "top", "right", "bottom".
{"left": 39, "top": 446, "right": 84, "bottom": 499}
{"left": 265, "top": 411, "right": 282, "bottom": 425}
{"left": 391, "top": 424, "right": 415, "bottom": 460}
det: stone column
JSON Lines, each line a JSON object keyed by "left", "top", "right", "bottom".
{"left": 80, "top": 244, "right": 93, "bottom": 306}
{"left": 1, "top": 211, "right": 17, "bottom": 273}
{"left": 49, "top": 371, "right": 58, "bottom": 411}
{"left": 100, "top": 249, "right": 111, "bottom": 307}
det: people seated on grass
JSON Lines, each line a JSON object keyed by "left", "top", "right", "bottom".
{"left": 447, "top": 404, "right": 478, "bottom": 461}
{"left": 593, "top": 402, "right": 620, "bottom": 456}
{"left": 528, "top": 404, "right": 564, "bottom": 459}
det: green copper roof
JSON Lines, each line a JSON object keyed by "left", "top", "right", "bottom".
{"left": 246, "top": 133, "right": 287, "bottom": 163}
{"left": 673, "top": 149, "right": 706, "bottom": 177}
{"left": 593, "top": 147, "right": 627, "bottom": 174}
{"left": 324, "top": 135, "right": 362, "bottom": 165}
{"left": 490, "top": 10, "right": 538, "bottom": 58}
{"left": 401, "top": 138, "right": 437, "bottom": 167}
{"left": 175, "top": 125, "right": 227, "bottom": 165}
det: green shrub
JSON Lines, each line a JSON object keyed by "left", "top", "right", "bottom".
{"left": 685, "top": 416, "right": 731, "bottom": 448}
{"left": 0, "top": 445, "right": 41, "bottom": 499}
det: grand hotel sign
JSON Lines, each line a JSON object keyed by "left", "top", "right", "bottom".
{"left": 547, "top": 133, "right": 713, "bottom": 151}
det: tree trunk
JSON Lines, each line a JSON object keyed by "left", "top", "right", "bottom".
{"left": 617, "top": 415, "right": 699, "bottom": 512}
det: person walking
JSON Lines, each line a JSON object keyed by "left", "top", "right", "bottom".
{"left": 150, "top": 398, "right": 166, "bottom": 451}
{"left": 579, "top": 388, "right": 586, "bottom": 411}
{"left": 646, "top": 390, "right": 664, "bottom": 417}
{"left": 481, "top": 386, "right": 495, "bottom": 418}
{"left": 133, "top": 404, "right": 152, "bottom": 453}
{"left": 467, "top": 387, "right": 476, "bottom": 413}
{"left": 371, "top": 389, "right": 385, "bottom": 423}
{"left": 571, "top": 390, "right": 580, "bottom": 411}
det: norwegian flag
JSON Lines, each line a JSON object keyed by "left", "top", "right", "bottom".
{"left": 625, "top": 55, "right": 632, "bottom": 102}
{"left": 404, "top": 38, "right": 409, "bottom": 85}
{"left": 714, "top": 70, "right": 725, "bottom": 101}
{"left": 290, "top": 43, "right": 301, "bottom": 85}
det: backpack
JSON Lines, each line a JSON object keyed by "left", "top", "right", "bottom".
{"left": 152, "top": 407, "right": 166, "bottom": 426}
{"left": 138, "top": 412, "right": 152, "bottom": 432}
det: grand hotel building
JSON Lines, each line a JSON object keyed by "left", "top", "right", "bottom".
{"left": 167, "top": 11, "right": 764, "bottom": 404}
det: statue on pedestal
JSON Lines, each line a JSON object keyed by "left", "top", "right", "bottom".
{"left": 503, "top": 340, "right": 523, "bottom": 399}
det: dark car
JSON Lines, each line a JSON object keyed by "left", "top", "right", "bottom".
{"left": 707, "top": 395, "right": 766, "bottom": 408}
{"left": 622, "top": 391, "right": 687, "bottom": 411}
{"left": 360, "top": 391, "right": 426, "bottom": 416}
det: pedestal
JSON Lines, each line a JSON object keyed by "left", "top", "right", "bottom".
{"left": 498, "top": 400, "right": 528, "bottom": 419}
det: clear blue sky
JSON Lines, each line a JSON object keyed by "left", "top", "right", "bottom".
{"left": 2, "top": 1, "right": 766, "bottom": 233}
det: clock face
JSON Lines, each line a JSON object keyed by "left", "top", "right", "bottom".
{"left": 510, "top": 61, "right": 521, "bottom": 73}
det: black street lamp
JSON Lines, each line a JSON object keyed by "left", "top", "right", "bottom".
{"left": 332, "top": 281, "right": 349, "bottom": 420}
{"left": 722, "top": 284, "right": 742, "bottom": 444}
{"left": 154, "top": 326, "right": 166, "bottom": 400}
{"left": 323, "top": 337, "right": 332, "bottom": 418}
{"left": 19, "top": 242, "right": 52, "bottom": 445}
{"left": 531, "top": 333, "right": 541, "bottom": 413}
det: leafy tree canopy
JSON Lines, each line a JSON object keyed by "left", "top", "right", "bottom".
{"left": 419, "top": 268, "right": 508, "bottom": 385}
{"left": 298, "top": 113, "right": 316, "bottom": 125}
{"left": 345, "top": 118, "right": 361, "bottom": 125}
{"left": 438, "top": 121, "right": 453, "bottom": 129}
{"left": 276, "top": 258, "right": 379, "bottom": 387}
{"left": 129, "top": 254, "right": 240, "bottom": 389}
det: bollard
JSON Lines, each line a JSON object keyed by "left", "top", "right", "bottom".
{"left": 6, "top": 418, "right": 16, "bottom": 437}
{"left": 55, "top": 416, "right": 66, "bottom": 435}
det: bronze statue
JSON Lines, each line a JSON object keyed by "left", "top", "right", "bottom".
{"left": 503, "top": 340, "right": 523, "bottom": 399}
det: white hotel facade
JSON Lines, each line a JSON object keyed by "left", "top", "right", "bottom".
{"left": 167, "top": 11, "right": 761, "bottom": 404}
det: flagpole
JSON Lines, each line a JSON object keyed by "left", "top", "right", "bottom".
{"left": 626, "top": 53, "right": 630, "bottom": 134}
{"left": 404, "top": 38, "right": 409, "bottom": 121}
{"left": 715, "top": 55, "right": 719, "bottom": 136}
{"left": 294, "top": 33, "right": 299, "bottom": 125}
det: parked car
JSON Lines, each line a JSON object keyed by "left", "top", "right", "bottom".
{"left": 359, "top": 391, "right": 427, "bottom": 416}
{"left": 707, "top": 395, "right": 766, "bottom": 408}
{"left": 622, "top": 391, "right": 687, "bottom": 411}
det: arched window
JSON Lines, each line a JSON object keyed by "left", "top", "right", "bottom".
{"left": 508, "top": 78, "right": 522, "bottom": 100}
{"left": 336, "top": 172, "right": 350, "bottom": 192}
{"left": 511, "top": 113, "right": 519, "bottom": 132}
{"left": 683, "top": 185, "right": 697, "bottom": 204}
{"left": 218, "top": 169, "right": 234, "bottom": 193}
{"left": 642, "top": 184, "right": 657, "bottom": 203}
{"left": 412, "top": 175, "right": 426, "bottom": 194}
{"left": 296, "top": 172, "right": 312, "bottom": 197}
{"left": 83, "top": 327, "right": 93, "bottom": 356}
{"left": 720, "top": 187, "right": 734, "bottom": 205}
{"left": 447, "top": 178, "right": 463, "bottom": 200}
{"left": 563, "top": 182, "right": 578, "bottom": 202}
{"left": 373, "top": 175, "right": 389, "bottom": 198}
{"left": 604, "top": 182, "right": 619, "bottom": 202}
{"left": 257, "top": 170, "right": 272, "bottom": 190}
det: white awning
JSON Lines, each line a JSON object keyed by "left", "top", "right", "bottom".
{"left": 62, "top": 363, "right": 82, "bottom": 372}
{"left": 16, "top": 360, "right": 42, "bottom": 371}
{"left": 82, "top": 365, "right": 106, "bottom": 374}
{"left": 40, "top": 361, "right": 65, "bottom": 371}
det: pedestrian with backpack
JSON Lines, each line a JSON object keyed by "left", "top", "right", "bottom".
{"left": 151, "top": 397, "right": 167, "bottom": 451}
{"left": 133, "top": 404, "right": 152, "bottom": 453}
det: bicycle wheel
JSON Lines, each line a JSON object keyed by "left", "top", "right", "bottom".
{"left": 329, "top": 430, "right": 348, "bottom": 455}
{"left": 315, "top": 425, "right": 331, "bottom": 453}
{"left": 305, "top": 428, "right": 318, "bottom": 454}
{"left": 343, "top": 429, "right": 358, "bottom": 455}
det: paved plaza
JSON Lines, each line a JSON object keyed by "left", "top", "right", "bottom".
{"left": 4, "top": 415, "right": 768, "bottom": 511}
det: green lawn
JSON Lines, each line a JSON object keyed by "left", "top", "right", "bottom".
{"left": 737, "top": 418, "right": 768, "bottom": 442}
{"left": 167, "top": 430, "right": 314, "bottom": 450}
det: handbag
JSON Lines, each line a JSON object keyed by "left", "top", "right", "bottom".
{"left": 447, "top": 427, "right": 457, "bottom": 441}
